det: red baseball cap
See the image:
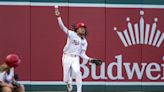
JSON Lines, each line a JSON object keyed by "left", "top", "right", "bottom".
{"left": 5, "top": 54, "right": 21, "bottom": 68}
{"left": 76, "top": 22, "right": 87, "bottom": 28}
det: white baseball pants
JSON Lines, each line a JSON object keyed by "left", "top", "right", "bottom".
{"left": 62, "top": 54, "right": 82, "bottom": 92}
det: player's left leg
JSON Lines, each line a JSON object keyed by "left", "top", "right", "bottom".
{"left": 71, "top": 57, "right": 82, "bottom": 92}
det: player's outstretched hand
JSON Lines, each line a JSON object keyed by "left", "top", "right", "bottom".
{"left": 54, "top": 5, "right": 60, "bottom": 17}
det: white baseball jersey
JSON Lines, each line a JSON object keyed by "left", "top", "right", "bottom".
{"left": 0, "top": 68, "right": 14, "bottom": 83}
{"left": 57, "top": 17, "right": 90, "bottom": 60}
{"left": 0, "top": 71, "right": 6, "bottom": 82}
{"left": 63, "top": 31, "right": 87, "bottom": 55}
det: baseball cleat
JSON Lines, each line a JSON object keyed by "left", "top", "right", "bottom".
{"left": 66, "top": 83, "right": 73, "bottom": 92}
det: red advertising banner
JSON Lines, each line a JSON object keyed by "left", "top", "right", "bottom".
{"left": 0, "top": 6, "right": 163, "bottom": 83}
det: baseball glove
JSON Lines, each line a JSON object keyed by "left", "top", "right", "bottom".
{"left": 90, "top": 59, "right": 103, "bottom": 66}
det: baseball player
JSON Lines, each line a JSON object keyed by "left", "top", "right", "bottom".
{"left": 0, "top": 54, "right": 25, "bottom": 92}
{"left": 54, "top": 6, "right": 93, "bottom": 92}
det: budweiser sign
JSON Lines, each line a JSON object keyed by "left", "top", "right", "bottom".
{"left": 81, "top": 10, "right": 164, "bottom": 81}
{"left": 81, "top": 54, "right": 164, "bottom": 80}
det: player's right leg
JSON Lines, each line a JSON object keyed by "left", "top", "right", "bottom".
{"left": 62, "top": 54, "right": 73, "bottom": 92}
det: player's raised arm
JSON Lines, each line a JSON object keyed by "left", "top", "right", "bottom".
{"left": 54, "top": 5, "right": 68, "bottom": 34}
